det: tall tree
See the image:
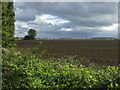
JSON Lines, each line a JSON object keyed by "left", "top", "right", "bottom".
{"left": 2, "top": 1, "right": 15, "bottom": 47}
{"left": 28, "top": 29, "right": 36, "bottom": 40}
{"left": 0, "top": 1, "right": 2, "bottom": 47}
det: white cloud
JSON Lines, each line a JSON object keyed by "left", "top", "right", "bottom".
{"left": 98, "top": 23, "right": 118, "bottom": 31}
{"left": 61, "top": 28, "right": 72, "bottom": 31}
{"left": 21, "top": 24, "right": 29, "bottom": 28}
{"left": 71, "top": 23, "right": 118, "bottom": 31}
{"left": 15, "top": 31, "right": 28, "bottom": 37}
{"left": 35, "top": 14, "right": 70, "bottom": 25}
{"left": 75, "top": 26, "right": 96, "bottom": 30}
{"left": 60, "top": 26, "right": 96, "bottom": 32}
{"left": 15, "top": 27, "right": 19, "bottom": 31}
{"left": 15, "top": 21, "right": 30, "bottom": 37}
{"left": 15, "top": 21, "right": 29, "bottom": 29}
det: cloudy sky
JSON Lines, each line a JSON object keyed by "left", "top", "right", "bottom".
{"left": 14, "top": 2, "right": 118, "bottom": 39}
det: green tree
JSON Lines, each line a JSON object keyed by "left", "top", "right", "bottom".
{"left": 1, "top": 1, "right": 15, "bottom": 47}
{"left": 28, "top": 29, "right": 36, "bottom": 40}
{"left": 0, "top": 1, "right": 2, "bottom": 46}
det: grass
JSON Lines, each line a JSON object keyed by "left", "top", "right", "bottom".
{"left": 2, "top": 47, "right": 120, "bottom": 89}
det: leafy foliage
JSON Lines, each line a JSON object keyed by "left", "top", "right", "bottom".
{"left": 28, "top": 29, "right": 36, "bottom": 40}
{"left": 24, "top": 29, "right": 36, "bottom": 40}
{"left": 0, "top": 1, "right": 2, "bottom": 46}
{"left": 2, "top": 48, "right": 120, "bottom": 89}
{"left": 2, "top": 2, "right": 16, "bottom": 47}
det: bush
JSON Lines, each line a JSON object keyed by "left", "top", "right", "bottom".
{"left": 2, "top": 48, "right": 120, "bottom": 89}
{"left": 2, "top": 2, "right": 16, "bottom": 47}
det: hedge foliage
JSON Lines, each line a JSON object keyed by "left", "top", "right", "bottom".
{"left": 1, "top": 1, "right": 15, "bottom": 47}
{"left": 2, "top": 48, "right": 120, "bottom": 89}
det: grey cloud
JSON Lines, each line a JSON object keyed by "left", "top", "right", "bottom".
{"left": 14, "top": 2, "right": 118, "bottom": 38}
{"left": 15, "top": 8, "right": 37, "bottom": 21}
{"left": 14, "top": 2, "right": 117, "bottom": 26}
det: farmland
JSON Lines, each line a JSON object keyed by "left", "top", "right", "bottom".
{"left": 17, "top": 39, "right": 119, "bottom": 66}
{"left": 3, "top": 39, "right": 120, "bottom": 89}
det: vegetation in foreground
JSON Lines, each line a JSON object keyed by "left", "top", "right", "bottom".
{"left": 2, "top": 48, "right": 120, "bottom": 89}
{"left": 1, "top": 1, "right": 120, "bottom": 89}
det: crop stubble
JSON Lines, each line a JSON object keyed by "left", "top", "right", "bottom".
{"left": 17, "top": 40, "right": 119, "bottom": 66}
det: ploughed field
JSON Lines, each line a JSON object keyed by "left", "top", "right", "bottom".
{"left": 17, "top": 39, "right": 119, "bottom": 66}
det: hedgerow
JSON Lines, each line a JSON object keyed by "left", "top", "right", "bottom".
{"left": 1, "top": 1, "right": 16, "bottom": 47}
{"left": 2, "top": 48, "right": 120, "bottom": 89}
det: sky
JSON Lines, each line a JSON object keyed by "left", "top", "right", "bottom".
{"left": 14, "top": 2, "right": 118, "bottom": 39}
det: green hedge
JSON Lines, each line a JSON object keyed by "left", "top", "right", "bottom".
{"left": 2, "top": 1, "right": 16, "bottom": 47}
{"left": 2, "top": 48, "right": 120, "bottom": 89}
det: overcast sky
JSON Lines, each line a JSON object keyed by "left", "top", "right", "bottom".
{"left": 14, "top": 2, "right": 118, "bottom": 39}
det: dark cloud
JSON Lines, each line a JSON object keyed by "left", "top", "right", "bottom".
{"left": 14, "top": 2, "right": 118, "bottom": 38}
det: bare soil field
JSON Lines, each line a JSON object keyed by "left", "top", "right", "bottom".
{"left": 17, "top": 39, "right": 119, "bottom": 66}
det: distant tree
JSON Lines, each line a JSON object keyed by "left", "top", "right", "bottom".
{"left": 1, "top": 1, "right": 16, "bottom": 47}
{"left": 24, "top": 35, "right": 30, "bottom": 40}
{"left": 24, "top": 29, "right": 36, "bottom": 40}
{"left": 28, "top": 29, "right": 36, "bottom": 40}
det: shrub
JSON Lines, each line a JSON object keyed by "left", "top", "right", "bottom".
{"left": 1, "top": 2, "right": 16, "bottom": 47}
{"left": 2, "top": 48, "right": 120, "bottom": 89}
